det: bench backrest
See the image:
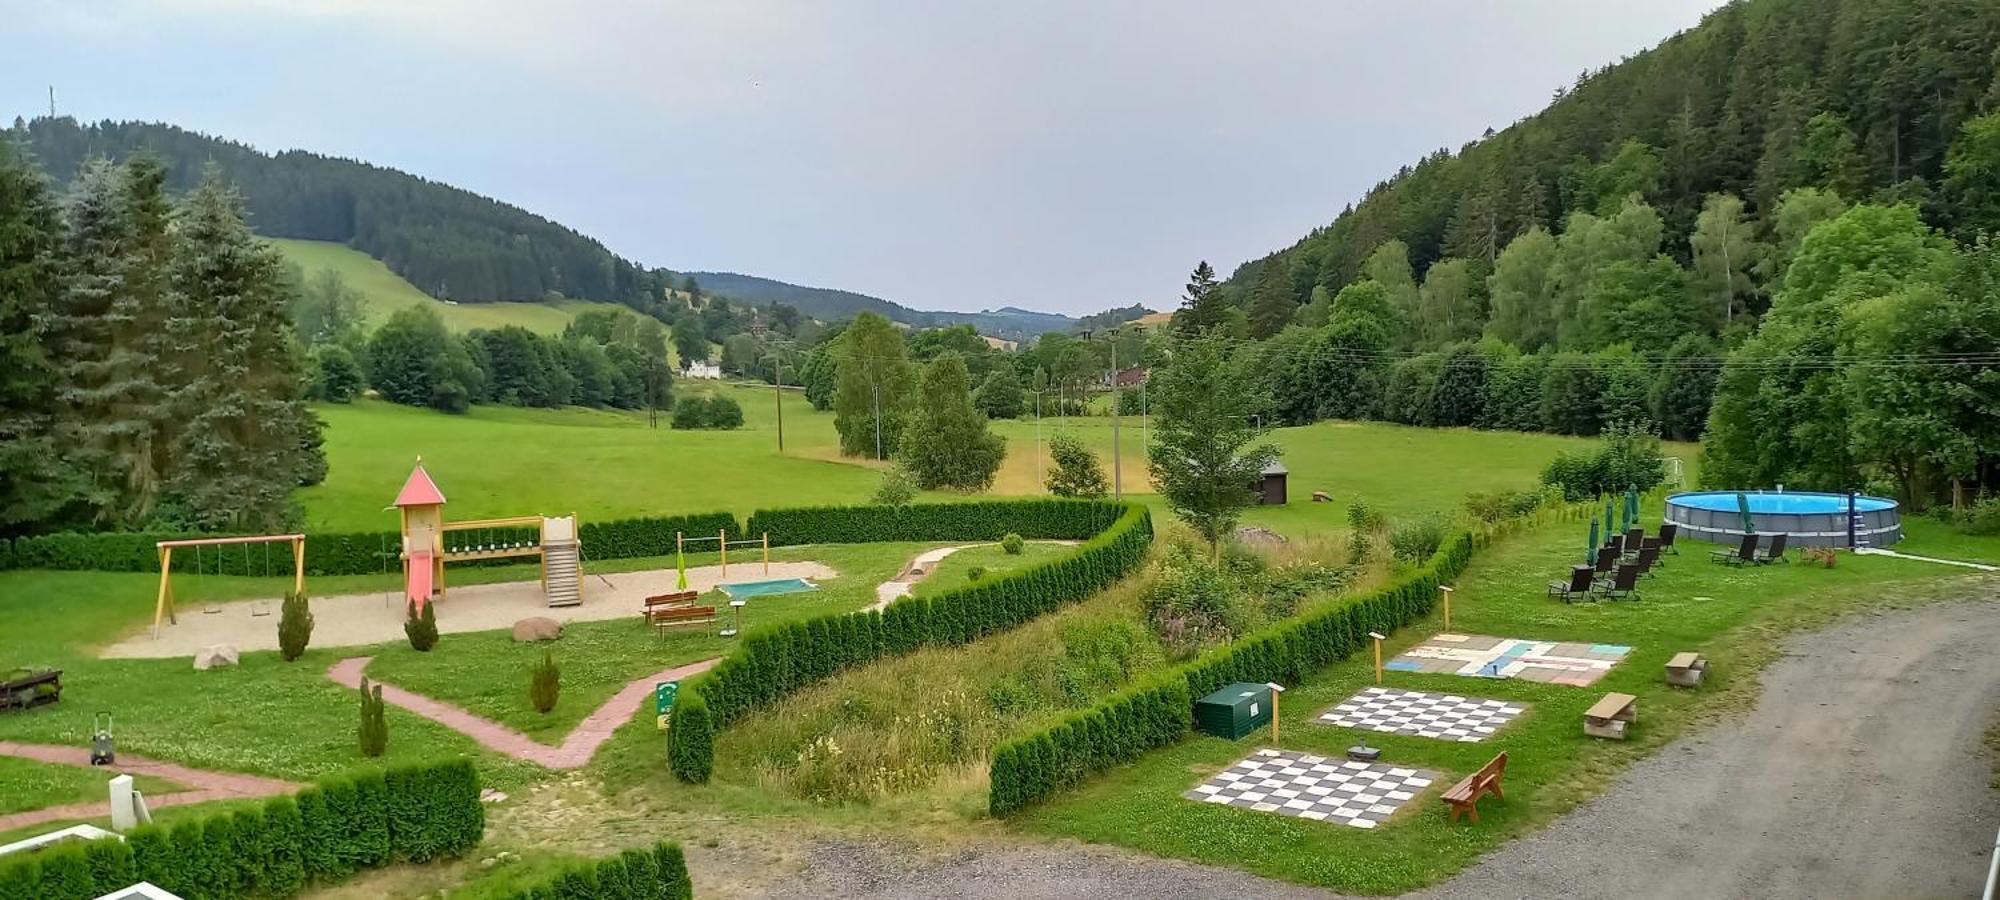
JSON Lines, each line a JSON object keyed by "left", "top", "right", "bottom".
{"left": 644, "top": 591, "right": 700, "bottom": 608}
{"left": 654, "top": 605, "right": 715, "bottom": 618}
{"left": 1476, "top": 751, "right": 1507, "bottom": 782}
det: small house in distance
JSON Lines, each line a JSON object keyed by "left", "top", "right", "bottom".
{"left": 1255, "top": 461, "right": 1288, "bottom": 506}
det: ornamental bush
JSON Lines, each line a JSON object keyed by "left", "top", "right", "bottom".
{"left": 278, "top": 591, "right": 314, "bottom": 661}
{"left": 0, "top": 760, "right": 481, "bottom": 900}
{"left": 1000, "top": 533, "right": 1024, "bottom": 555}
{"left": 530, "top": 650, "right": 561, "bottom": 714}
{"left": 404, "top": 600, "right": 438, "bottom": 651}
{"left": 358, "top": 678, "right": 388, "bottom": 758}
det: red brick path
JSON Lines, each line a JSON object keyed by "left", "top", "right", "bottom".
{"left": 325, "top": 656, "right": 719, "bottom": 769}
{"left": 0, "top": 740, "right": 299, "bottom": 833}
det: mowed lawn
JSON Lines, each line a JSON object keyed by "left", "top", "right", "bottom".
{"left": 273, "top": 239, "right": 630, "bottom": 335}
{"left": 304, "top": 387, "right": 1688, "bottom": 536}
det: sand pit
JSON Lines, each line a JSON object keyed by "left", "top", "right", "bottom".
{"left": 103, "top": 560, "right": 837, "bottom": 659}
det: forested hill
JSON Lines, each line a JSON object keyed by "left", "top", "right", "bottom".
{"left": 1224, "top": 0, "right": 2000, "bottom": 300}
{"left": 689, "top": 271, "right": 1089, "bottom": 340}
{"left": 11, "top": 116, "right": 677, "bottom": 313}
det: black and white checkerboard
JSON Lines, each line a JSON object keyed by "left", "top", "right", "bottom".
{"left": 1316, "top": 687, "right": 1527, "bottom": 742}
{"left": 1183, "top": 749, "right": 1438, "bottom": 829}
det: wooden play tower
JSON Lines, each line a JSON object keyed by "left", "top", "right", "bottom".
{"left": 393, "top": 460, "right": 583, "bottom": 609}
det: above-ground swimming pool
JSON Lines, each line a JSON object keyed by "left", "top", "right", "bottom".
{"left": 1664, "top": 490, "right": 1901, "bottom": 548}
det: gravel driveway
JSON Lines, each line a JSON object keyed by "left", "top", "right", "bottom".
{"left": 758, "top": 592, "right": 2000, "bottom": 900}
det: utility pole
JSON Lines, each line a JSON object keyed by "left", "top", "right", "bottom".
{"left": 1110, "top": 337, "right": 1122, "bottom": 500}
{"left": 1030, "top": 388, "right": 1045, "bottom": 493}
{"left": 48, "top": 86, "right": 55, "bottom": 118}
{"left": 763, "top": 346, "right": 792, "bottom": 453}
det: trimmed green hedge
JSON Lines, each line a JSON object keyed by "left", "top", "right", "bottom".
{"left": 0, "top": 759, "right": 483, "bottom": 900}
{"left": 746, "top": 498, "right": 1124, "bottom": 547}
{"left": 495, "top": 842, "right": 692, "bottom": 899}
{"left": 668, "top": 500, "right": 1153, "bottom": 782}
{"left": 987, "top": 530, "right": 1477, "bottom": 816}
{"left": 3, "top": 512, "right": 741, "bottom": 576}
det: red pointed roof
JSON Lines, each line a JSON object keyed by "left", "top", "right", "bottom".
{"left": 393, "top": 461, "right": 446, "bottom": 508}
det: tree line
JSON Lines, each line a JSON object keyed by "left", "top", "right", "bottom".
{"left": 0, "top": 144, "right": 323, "bottom": 537}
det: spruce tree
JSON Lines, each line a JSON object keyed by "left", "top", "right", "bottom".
{"left": 1146, "top": 335, "right": 1279, "bottom": 551}
{"left": 357, "top": 678, "right": 387, "bottom": 757}
{"left": 160, "top": 173, "right": 323, "bottom": 530}
{"left": 0, "top": 139, "right": 87, "bottom": 533}
{"left": 1171, "top": 261, "right": 1227, "bottom": 336}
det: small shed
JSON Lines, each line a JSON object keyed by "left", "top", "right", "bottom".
{"left": 1194, "top": 682, "right": 1274, "bottom": 739}
{"left": 1255, "top": 461, "right": 1288, "bottom": 506}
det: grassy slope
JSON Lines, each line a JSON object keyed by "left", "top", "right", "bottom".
{"left": 1013, "top": 511, "right": 1996, "bottom": 893}
{"left": 0, "top": 756, "right": 179, "bottom": 817}
{"left": 273, "top": 238, "right": 628, "bottom": 335}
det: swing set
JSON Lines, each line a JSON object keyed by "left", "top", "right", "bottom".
{"left": 152, "top": 534, "right": 307, "bottom": 636}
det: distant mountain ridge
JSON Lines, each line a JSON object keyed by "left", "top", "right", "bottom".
{"left": 688, "top": 271, "right": 1097, "bottom": 341}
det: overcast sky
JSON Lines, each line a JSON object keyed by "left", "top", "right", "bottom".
{"left": 7, "top": 1, "right": 1724, "bottom": 315}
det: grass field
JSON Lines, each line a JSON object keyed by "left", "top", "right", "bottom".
{"left": 273, "top": 239, "right": 630, "bottom": 335}
{"left": 0, "top": 756, "right": 179, "bottom": 817}
{"left": 300, "top": 384, "right": 1692, "bottom": 536}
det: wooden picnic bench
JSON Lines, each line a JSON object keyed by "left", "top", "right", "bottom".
{"left": 1441, "top": 751, "right": 1507, "bottom": 824}
{"left": 650, "top": 604, "right": 717, "bottom": 633}
{"left": 642, "top": 590, "right": 701, "bottom": 625}
{"left": 1665, "top": 652, "right": 1707, "bottom": 687}
{"left": 1311, "top": 490, "right": 1333, "bottom": 503}
{"left": 0, "top": 668, "right": 62, "bottom": 712}
{"left": 1583, "top": 692, "right": 1638, "bottom": 740}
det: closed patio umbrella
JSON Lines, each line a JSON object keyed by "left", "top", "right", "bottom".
{"left": 1736, "top": 492, "right": 1755, "bottom": 535}
{"left": 1587, "top": 519, "right": 1601, "bottom": 564}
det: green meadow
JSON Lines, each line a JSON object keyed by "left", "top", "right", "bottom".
{"left": 273, "top": 239, "right": 630, "bottom": 334}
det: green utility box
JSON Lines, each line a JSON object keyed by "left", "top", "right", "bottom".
{"left": 1194, "top": 682, "right": 1273, "bottom": 739}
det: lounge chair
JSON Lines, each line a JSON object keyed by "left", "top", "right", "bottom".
{"left": 1624, "top": 527, "right": 1644, "bottom": 550}
{"left": 1592, "top": 562, "right": 1642, "bottom": 601}
{"left": 1626, "top": 536, "right": 1663, "bottom": 567}
{"left": 1753, "top": 531, "right": 1789, "bottom": 564}
{"left": 1710, "top": 533, "right": 1757, "bottom": 566}
{"left": 1658, "top": 522, "right": 1680, "bottom": 555}
{"left": 1548, "top": 566, "right": 1594, "bottom": 603}
{"left": 1631, "top": 545, "right": 1660, "bottom": 576}
{"left": 1594, "top": 545, "right": 1620, "bottom": 574}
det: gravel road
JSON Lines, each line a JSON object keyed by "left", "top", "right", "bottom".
{"left": 757, "top": 593, "right": 2000, "bottom": 900}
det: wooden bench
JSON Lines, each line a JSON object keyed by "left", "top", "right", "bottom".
{"left": 0, "top": 668, "right": 62, "bottom": 712}
{"left": 1441, "top": 751, "right": 1507, "bottom": 824}
{"left": 642, "top": 590, "right": 701, "bottom": 626}
{"left": 1583, "top": 692, "right": 1638, "bottom": 740}
{"left": 1665, "top": 652, "right": 1707, "bottom": 687}
{"left": 1311, "top": 490, "right": 1333, "bottom": 503}
{"left": 651, "top": 604, "right": 717, "bottom": 633}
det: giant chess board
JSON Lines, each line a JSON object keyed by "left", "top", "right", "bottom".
{"left": 1316, "top": 686, "right": 1527, "bottom": 741}
{"left": 1184, "top": 748, "right": 1439, "bottom": 829}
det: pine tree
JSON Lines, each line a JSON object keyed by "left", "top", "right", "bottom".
{"left": 899, "top": 352, "right": 1004, "bottom": 490}
{"left": 404, "top": 600, "right": 439, "bottom": 651}
{"left": 160, "top": 172, "right": 323, "bottom": 530}
{"left": 1146, "top": 335, "right": 1279, "bottom": 551}
{"left": 1245, "top": 260, "right": 1296, "bottom": 339}
{"left": 277, "top": 591, "right": 314, "bottom": 661}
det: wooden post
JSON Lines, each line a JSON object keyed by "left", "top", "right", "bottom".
{"left": 1440, "top": 585, "right": 1454, "bottom": 631}
{"left": 1369, "top": 632, "right": 1387, "bottom": 684}
{"left": 1266, "top": 683, "right": 1285, "bottom": 742}
{"left": 763, "top": 532, "right": 770, "bottom": 575}
{"left": 720, "top": 528, "right": 728, "bottom": 577}
{"left": 154, "top": 546, "right": 175, "bottom": 635}
{"left": 293, "top": 537, "right": 306, "bottom": 595}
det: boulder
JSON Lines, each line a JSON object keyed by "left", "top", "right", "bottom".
{"left": 192, "top": 644, "right": 239, "bottom": 670}
{"left": 1232, "top": 526, "right": 1288, "bottom": 547}
{"left": 512, "top": 617, "right": 563, "bottom": 642}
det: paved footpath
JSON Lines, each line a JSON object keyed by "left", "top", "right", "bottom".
{"left": 0, "top": 741, "right": 299, "bottom": 833}
{"left": 327, "top": 656, "right": 719, "bottom": 769}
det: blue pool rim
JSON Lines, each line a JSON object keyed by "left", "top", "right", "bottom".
{"left": 718, "top": 577, "right": 818, "bottom": 598}
{"left": 1663, "top": 490, "right": 1902, "bottom": 548}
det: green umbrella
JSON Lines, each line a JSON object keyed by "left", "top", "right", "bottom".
{"left": 675, "top": 544, "right": 689, "bottom": 590}
{"left": 1587, "top": 519, "right": 1601, "bottom": 564}
{"left": 1603, "top": 500, "right": 1615, "bottom": 541}
{"left": 1736, "top": 492, "right": 1755, "bottom": 535}
{"left": 1625, "top": 486, "right": 1639, "bottom": 530}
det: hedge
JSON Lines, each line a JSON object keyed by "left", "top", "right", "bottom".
{"left": 0, "top": 759, "right": 483, "bottom": 900}
{"left": 668, "top": 500, "right": 1153, "bottom": 782}
{"left": 495, "top": 842, "right": 692, "bottom": 900}
{"left": 3, "top": 512, "right": 742, "bottom": 576}
{"left": 987, "top": 530, "right": 1477, "bottom": 816}
{"left": 746, "top": 498, "right": 1125, "bottom": 547}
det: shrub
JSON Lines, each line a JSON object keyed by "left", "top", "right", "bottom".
{"left": 1952, "top": 496, "right": 2000, "bottom": 535}
{"left": 747, "top": 498, "right": 1124, "bottom": 547}
{"left": 966, "top": 565, "right": 987, "bottom": 582}
{"left": 989, "top": 529, "right": 1476, "bottom": 815}
{"left": 872, "top": 467, "right": 917, "bottom": 506}
{"left": 670, "top": 394, "right": 744, "bottom": 430}
{"left": 1143, "top": 544, "right": 1249, "bottom": 656}
{"left": 999, "top": 532, "right": 1024, "bottom": 555}
{"left": 529, "top": 651, "right": 560, "bottom": 714}
{"left": 403, "top": 600, "right": 438, "bottom": 651}
{"left": 0, "top": 760, "right": 481, "bottom": 899}
{"left": 277, "top": 591, "right": 314, "bottom": 661}
{"left": 358, "top": 678, "right": 387, "bottom": 758}
{"left": 1464, "top": 487, "right": 1556, "bottom": 523}
{"left": 1045, "top": 434, "right": 1108, "bottom": 498}
{"left": 1388, "top": 515, "right": 1447, "bottom": 561}
{"left": 1540, "top": 421, "right": 1667, "bottom": 500}
{"left": 493, "top": 842, "right": 691, "bottom": 900}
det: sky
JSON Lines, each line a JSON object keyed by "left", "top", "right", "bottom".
{"left": 7, "top": 1, "right": 1725, "bottom": 316}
